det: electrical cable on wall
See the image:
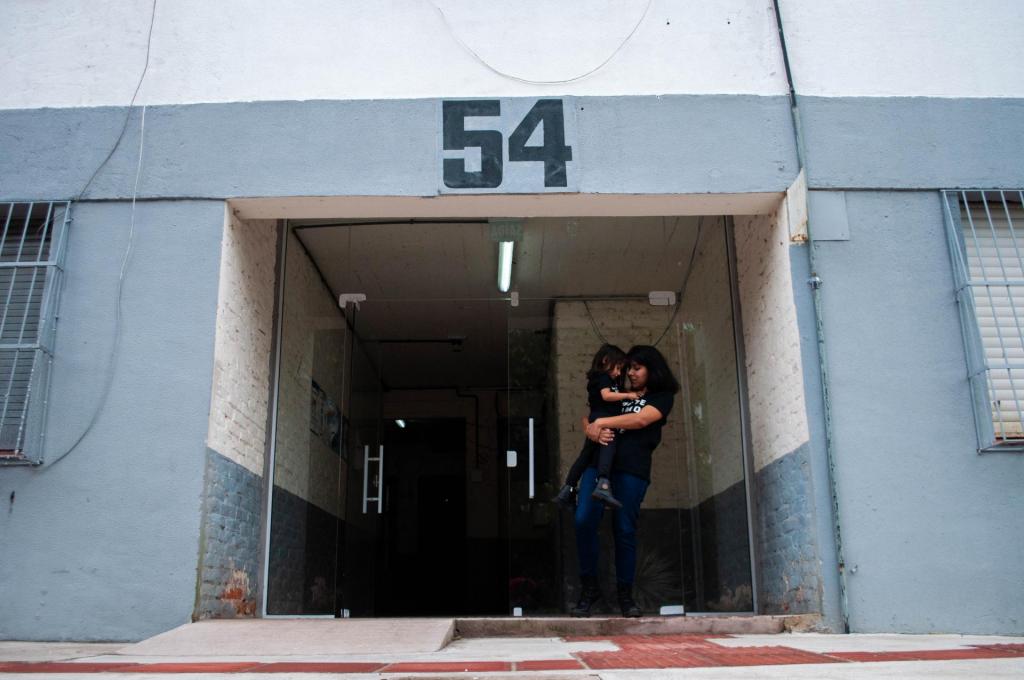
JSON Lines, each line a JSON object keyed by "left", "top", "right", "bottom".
{"left": 47, "top": 0, "right": 158, "bottom": 467}
{"left": 429, "top": 0, "right": 653, "bottom": 85}
{"left": 75, "top": 0, "right": 158, "bottom": 202}
{"left": 46, "top": 106, "right": 148, "bottom": 468}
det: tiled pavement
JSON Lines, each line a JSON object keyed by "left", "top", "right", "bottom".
{"left": 1, "top": 634, "right": 1023, "bottom": 675}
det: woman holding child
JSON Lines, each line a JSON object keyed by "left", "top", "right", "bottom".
{"left": 570, "top": 344, "right": 680, "bottom": 618}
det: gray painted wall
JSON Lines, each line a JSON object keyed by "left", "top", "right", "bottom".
{"left": 0, "top": 200, "right": 226, "bottom": 641}
{"left": 810, "top": 191, "right": 1024, "bottom": 633}
{"left": 0, "top": 96, "right": 798, "bottom": 201}
{"left": 788, "top": 244, "right": 844, "bottom": 633}
{"left": 799, "top": 97, "right": 1024, "bottom": 190}
{"left": 4, "top": 96, "right": 1023, "bottom": 203}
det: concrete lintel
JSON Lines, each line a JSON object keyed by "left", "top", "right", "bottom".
{"left": 229, "top": 193, "right": 785, "bottom": 220}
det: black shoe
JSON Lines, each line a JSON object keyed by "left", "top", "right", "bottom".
{"left": 617, "top": 583, "right": 642, "bottom": 618}
{"left": 571, "top": 577, "right": 602, "bottom": 618}
{"left": 552, "top": 484, "right": 576, "bottom": 509}
{"left": 591, "top": 477, "right": 623, "bottom": 509}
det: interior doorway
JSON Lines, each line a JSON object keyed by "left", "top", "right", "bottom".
{"left": 263, "top": 215, "right": 756, "bottom": 618}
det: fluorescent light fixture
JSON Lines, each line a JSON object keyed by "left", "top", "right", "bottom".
{"left": 498, "top": 241, "right": 514, "bottom": 292}
{"left": 395, "top": 419, "right": 406, "bottom": 428}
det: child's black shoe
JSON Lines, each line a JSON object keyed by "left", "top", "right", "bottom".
{"left": 591, "top": 477, "right": 623, "bottom": 509}
{"left": 552, "top": 484, "right": 576, "bottom": 509}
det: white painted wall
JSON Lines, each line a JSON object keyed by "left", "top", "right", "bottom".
{"left": 779, "top": 0, "right": 1024, "bottom": 98}
{"left": 4, "top": 0, "right": 1021, "bottom": 110}
{"left": 1, "top": 0, "right": 789, "bottom": 109}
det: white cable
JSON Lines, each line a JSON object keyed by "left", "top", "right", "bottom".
{"left": 75, "top": 0, "right": 158, "bottom": 201}
{"left": 429, "top": 0, "right": 653, "bottom": 85}
{"left": 47, "top": 106, "right": 146, "bottom": 468}
{"left": 48, "top": 0, "right": 157, "bottom": 467}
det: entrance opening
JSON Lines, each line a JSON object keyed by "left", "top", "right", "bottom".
{"left": 264, "top": 215, "right": 756, "bottom": 618}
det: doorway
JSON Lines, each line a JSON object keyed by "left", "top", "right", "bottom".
{"left": 263, "top": 215, "right": 756, "bottom": 617}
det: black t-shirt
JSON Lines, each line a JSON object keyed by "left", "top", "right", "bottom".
{"left": 611, "top": 391, "right": 675, "bottom": 481}
{"left": 586, "top": 373, "right": 620, "bottom": 421}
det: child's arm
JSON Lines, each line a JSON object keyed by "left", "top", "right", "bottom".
{"left": 601, "top": 387, "right": 640, "bottom": 402}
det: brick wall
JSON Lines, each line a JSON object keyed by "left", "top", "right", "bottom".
{"left": 733, "top": 207, "right": 810, "bottom": 471}
{"left": 206, "top": 211, "right": 278, "bottom": 476}
{"left": 734, "top": 199, "right": 822, "bottom": 615}
{"left": 197, "top": 211, "right": 278, "bottom": 619}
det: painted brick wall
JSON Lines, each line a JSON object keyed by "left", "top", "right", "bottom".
{"left": 733, "top": 206, "right": 810, "bottom": 471}
{"left": 196, "top": 212, "right": 278, "bottom": 619}
{"left": 206, "top": 211, "right": 278, "bottom": 476}
{"left": 734, "top": 202, "right": 822, "bottom": 616}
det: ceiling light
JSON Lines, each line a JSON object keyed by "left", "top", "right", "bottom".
{"left": 498, "top": 241, "right": 514, "bottom": 293}
{"left": 395, "top": 419, "right": 406, "bottom": 428}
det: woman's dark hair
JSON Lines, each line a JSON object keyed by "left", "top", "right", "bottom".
{"left": 627, "top": 345, "right": 680, "bottom": 395}
{"left": 586, "top": 344, "right": 628, "bottom": 381}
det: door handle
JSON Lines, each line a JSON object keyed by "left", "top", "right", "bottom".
{"left": 362, "top": 444, "right": 369, "bottom": 514}
{"left": 528, "top": 417, "right": 535, "bottom": 500}
{"left": 377, "top": 445, "right": 384, "bottom": 515}
{"left": 363, "top": 444, "right": 384, "bottom": 514}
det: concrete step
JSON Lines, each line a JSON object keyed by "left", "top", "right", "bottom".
{"left": 455, "top": 614, "right": 816, "bottom": 638}
{"left": 119, "top": 619, "right": 456, "bottom": 656}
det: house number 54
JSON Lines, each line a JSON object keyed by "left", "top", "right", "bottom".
{"left": 442, "top": 99, "right": 574, "bottom": 189}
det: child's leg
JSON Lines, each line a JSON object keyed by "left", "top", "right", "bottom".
{"left": 595, "top": 439, "right": 617, "bottom": 479}
{"left": 565, "top": 439, "right": 598, "bottom": 487}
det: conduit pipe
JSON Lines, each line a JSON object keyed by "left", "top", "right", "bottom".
{"left": 771, "top": 0, "right": 850, "bottom": 633}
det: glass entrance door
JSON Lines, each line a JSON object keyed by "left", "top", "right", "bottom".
{"left": 265, "top": 215, "right": 756, "bottom": 617}
{"left": 504, "top": 297, "right": 561, "bottom": 615}
{"left": 337, "top": 297, "right": 511, "bottom": 617}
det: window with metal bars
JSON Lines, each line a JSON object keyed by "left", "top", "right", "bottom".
{"left": 943, "top": 190, "right": 1024, "bottom": 452}
{"left": 0, "top": 201, "right": 70, "bottom": 465}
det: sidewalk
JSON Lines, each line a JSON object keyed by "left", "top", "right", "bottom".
{"left": 1, "top": 631, "right": 1023, "bottom": 678}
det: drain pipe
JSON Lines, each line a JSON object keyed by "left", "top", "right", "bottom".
{"left": 771, "top": 0, "right": 850, "bottom": 633}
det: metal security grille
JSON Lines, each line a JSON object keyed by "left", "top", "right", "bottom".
{"left": 943, "top": 190, "right": 1024, "bottom": 451}
{"left": 0, "top": 202, "right": 70, "bottom": 464}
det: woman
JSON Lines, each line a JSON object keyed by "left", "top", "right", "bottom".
{"left": 572, "top": 344, "right": 680, "bottom": 617}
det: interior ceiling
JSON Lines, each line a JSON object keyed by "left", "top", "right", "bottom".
{"left": 296, "top": 217, "right": 704, "bottom": 389}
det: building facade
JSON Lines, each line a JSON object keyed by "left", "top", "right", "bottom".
{"left": 1, "top": 0, "right": 1022, "bottom": 640}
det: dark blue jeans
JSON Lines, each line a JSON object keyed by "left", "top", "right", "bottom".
{"left": 574, "top": 465, "right": 649, "bottom": 586}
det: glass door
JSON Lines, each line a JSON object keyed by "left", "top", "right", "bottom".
{"left": 668, "top": 218, "right": 754, "bottom": 613}
{"left": 504, "top": 297, "right": 561, "bottom": 615}
{"left": 337, "top": 297, "right": 511, "bottom": 616}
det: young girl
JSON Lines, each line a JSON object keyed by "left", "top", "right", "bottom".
{"left": 553, "top": 344, "right": 639, "bottom": 509}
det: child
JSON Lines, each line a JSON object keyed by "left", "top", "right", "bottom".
{"left": 553, "top": 344, "right": 639, "bottom": 509}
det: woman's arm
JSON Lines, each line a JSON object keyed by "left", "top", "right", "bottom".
{"left": 586, "top": 405, "right": 665, "bottom": 442}
{"left": 600, "top": 387, "right": 640, "bottom": 402}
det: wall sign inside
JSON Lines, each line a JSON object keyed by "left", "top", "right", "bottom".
{"left": 439, "top": 98, "right": 578, "bottom": 193}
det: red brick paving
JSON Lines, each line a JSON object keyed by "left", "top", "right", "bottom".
{"left": 248, "top": 661, "right": 386, "bottom": 673}
{"left": 0, "top": 662, "right": 139, "bottom": 673}
{"left": 0, "top": 638, "right": 1020, "bottom": 673}
{"left": 514, "top": 659, "right": 585, "bottom": 670}
{"left": 576, "top": 634, "right": 845, "bottom": 670}
{"left": 111, "top": 662, "right": 262, "bottom": 673}
{"left": 827, "top": 647, "right": 1022, "bottom": 663}
{"left": 380, "top": 660, "right": 512, "bottom": 673}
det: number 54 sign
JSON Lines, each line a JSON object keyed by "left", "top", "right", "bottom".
{"left": 439, "top": 98, "right": 578, "bottom": 193}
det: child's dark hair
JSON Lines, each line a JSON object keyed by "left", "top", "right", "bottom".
{"left": 627, "top": 345, "right": 680, "bottom": 394}
{"left": 586, "top": 344, "right": 628, "bottom": 381}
